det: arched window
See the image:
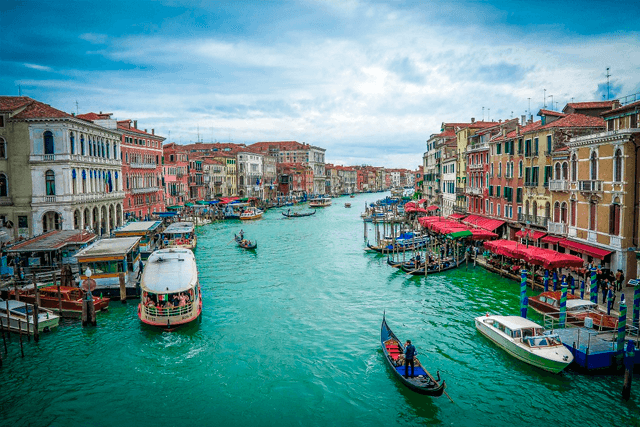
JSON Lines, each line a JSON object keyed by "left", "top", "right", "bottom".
{"left": 590, "top": 151, "right": 598, "bottom": 180}
{"left": 45, "top": 170, "right": 55, "bottom": 195}
{"left": 561, "top": 202, "right": 568, "bottom": 223}
{"left": 571, "top": 154, "right": 578, "bottom": 181}
{"left": 44, "top": 131, "right": 54, "bottom": 154}
{"left": 88, "top": 138, "right": 93, "bottom": 156}
{"left": 562, "top": 162, "right": 568, "bottom": 180}
{"left": 70, "top": 132, "right": 75, "bottom": 154}
{"left": 533, "top": 201, "right": 538, "bottom": 218}
{"left": 525, "top": 200, "right": 530, "bottom": 216}
{"left": 72, "top": 169, "right": 77, "bottom": 195}
{"left": 554, "top": 162, "right": 561, "bottom": 180}
{"left": 518, "top": 160, "right": 523, "bottom": 178}
{"left": 554, "top": 201, "right": 560, "bottom": 222}
{"left": 544, "top": 202, "right": 550, "bottom": 219}
{"left": 614, "top": 149, "right": 623, "bottom": 182}
{"left": 0, "top": 137, "right": 6, "bottom": 158}
{"left": 106, "top": 142, "right": 110, "bottom": 158}
{"left": 570, "top": 199, "right": 577, "bottom": 227}
{"left": 498, "top": 163, "right": 502, "bottom": 177}
{"left": 589, "top": 200, "right": 597, "bottom": 230}
{"left": 610, "top": 198, "right": 621, "bottom": 235}
{"left": 0, "top": 173, "right": 8, "bottom": 197}
{"left": 82, "top": 169, "right": 86, "bottom": 193}
{"left": 80, "top": 135, "right": 85, "bottom": 155}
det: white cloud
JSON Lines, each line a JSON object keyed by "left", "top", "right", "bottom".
{"left": 23, "top": 63, "right": 53, "bottom": 72}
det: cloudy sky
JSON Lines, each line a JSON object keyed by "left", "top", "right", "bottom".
{"left": 2, "top": 0, "right": 639, "bottom": 168}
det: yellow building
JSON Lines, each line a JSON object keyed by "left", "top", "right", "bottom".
{"left": 213, "top": 154, "right": 237, "bottom": 196}
{"left": 549, "top": 100, "right": 638, "bottom": 277}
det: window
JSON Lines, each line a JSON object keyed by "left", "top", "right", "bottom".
{"left": 534, "top": 138, "right": 539, "bottom": 155}
{"left": 0, "top": 137, "right": 5, "bottom": 158}
{"left": 532, "top": 167, "right": 539, "bottom": 185}
{"left": 561, "top": 202, "right": 568, "bottom": 223}
{"left": 589, "top": 200, "right": 597, "bottom": 231}
{"left": 45, "top": 170, "right": 56, "bottom": 195}
{"left": 0, "top": 173, "right": 7, "bottom": 197}
{"left": 496, "top": 186, "right": 501, "bottom": 198}
{"left": 498, "top": 163, "right": 502, "bottom": 177}
{"left": 590, "top": 151, "right": 598, "bottom": 180}
{"left": 614, "top": 149, "right": 623, "bottom": 182}
{"left": 44, "top": 131, "right": 54, "bottom": 154}
{"left": 518, "top": 160, "right": 523, "bottom": 178}
{"left": 497, "top": 143, "right": 502, "bottom": 155}
{"left": 554, "top": 162, "right": 561, "bottom": 180}
{"left": 516, "top": 188, "right": 522, "bottom": 203}
{"left": 571, "top": 154, "right": 578, "bottom": 181}
{"left": 525, "top": 139, "right": 531, "bottom": 157}
{"left": 0, "top": 115, "right": 4, "bottom": 127}
{"left": 571, "top": 200, "right": 577, "bottom": 227}
{"left": 609, "top": 201, "right": 621, "bottom": 235}
{"left": 497, "top": 204, "right": 502, "bottom": 217}
{"left": 546, "top": 135, "right": 552, "bottom": 154}
{"left": 81, "top": 136, "right": 85, "bottom": 155}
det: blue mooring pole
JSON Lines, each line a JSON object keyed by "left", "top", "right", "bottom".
{"left": 559, "top": 281, "right": 568, "bottom": 328}
{"left": 543, "top": 269, "right": 549, "bottom": 292}
{"left": 553, "top": 270, "right": 558, "bottom": 292}
{"left": 590, "top": 267, "right": 598, "bottom": 304}
{"left": 520, "top": 269, "right": 528, "bottom": 318}
{"left": 580, "top": 279, "right": 585, "bottom": 300}
{"left": 633, "top": 280, "right": 640, "bottom": 330}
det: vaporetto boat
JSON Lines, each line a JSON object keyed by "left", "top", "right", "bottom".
{"left": 474, "top": 314, "right": 573, "bottom": 373}
{"left": 161, "top": 222, "right": 197, "bottom": 249}
{"left": 138, "top": 248, "right": 202, "bottom": 330}
{"left": 309, "top": 197, "right": 332, "bottom": 207}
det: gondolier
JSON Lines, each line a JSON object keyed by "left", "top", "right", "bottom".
{"left": 404, "top": 340, "right": 416, "bottom": 377}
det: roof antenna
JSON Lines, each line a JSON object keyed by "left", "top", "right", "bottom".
{"left": 18, "top": 84, "right": 21, "bottom": 96}
{"left": 482, "top": 107, "right": 485, "bottom": 121}
{"left": 606, "top": 67, "right": 611, "bottom": 100}
{"left": 75, "top": 100, "right": 79, "bottom": 115}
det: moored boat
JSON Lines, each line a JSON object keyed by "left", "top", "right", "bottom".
{"left": 9, "top": 286, "right": 110, "bottom": 317}
{"left": 161, "top": 222, "right": 197, "bottom": 249}
{"left": 380, "top": 314, "right": 446, "bottom": 396}
{"left": 309, "top": 197, "right": 332, "bottom": 208}
{"left": 528, "top": 292, "right": 618, "bottom": 330}
{"left": 138, "top": 248, "right": 202, "bottom": 329}
{"left": 400, "top": 257, "right": 461, "bottom": 275}
{"left": 345, "top": 203, "right": 351, "bottom": 208}
{"left": 474, "top": 314, "right": 574, "bottom": 373}
{"left": 0, "top": 298, "right": 60, "bottom": 333}
{"left": 239, "top": 207, "right": 264, "bottom": 220}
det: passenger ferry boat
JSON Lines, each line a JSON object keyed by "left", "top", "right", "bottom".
{"left": 475, "top": 314, "right": 574, "bottom": 373}
{"left": 138, "top": 248, "right": 201, "bottom": 329}
{"left": 161, "top": 222, "right": 197, "bottom": 249}
{"left": 309, "top": 197, "right": 332, "bottom": 208}
{"left": 239, "top": 206, "right": 264, "bottom": 220}
{"left": 75, "top": 237, "right": 142, "bottom": 299}
{"left": 113, "top": 221, "right": 163, "bottom": 260}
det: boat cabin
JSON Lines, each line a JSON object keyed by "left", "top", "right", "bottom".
{"left": 113, "top": 221, "right": 163, "bottom": 260}
{"left": 161, "top": 222, "right": 196, "bottom": 249}
{"left": 309, "top": 197, "right": 332, "bottom": 207}
{"left": 75, "top": 237, "right": 141, "bottom": 290}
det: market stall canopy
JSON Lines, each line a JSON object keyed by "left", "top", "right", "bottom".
{"left": 483, "top": 240, "right": 522, "bottom": 258}
{"left": 515, "top": 230, "right": 547, "bottom": 240}
{"left": 425, "top": 205, "right": 439, "bottom": 211}
{"left": 469, "top": 229, "right": 498, "bottom": 241}
{"left": 558, "top": 239, "right": 612, "bottom": 260}
{"left": 463, "top": 215, "right": 505, "bottom": 231}
{"left": 541, "top": 235, "right": 563, "bottom": 244}
{"left": 447, "top": 230, "right": 473, "bottom": 239}
{"left": 448, "top": 213, "right": 466, "bottom": 220}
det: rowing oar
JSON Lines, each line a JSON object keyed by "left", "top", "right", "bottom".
{"left": 423, "top": 369, "right": 454, "bottom": 403}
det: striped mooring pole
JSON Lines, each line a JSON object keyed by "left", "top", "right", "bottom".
{"left": 580, "top": 279, "right": 585, "bottom": 300}
{"left": 617, "top": 300, "right": 627, "bottom": 355}
{"left": 543, "top": 269, "right": 549, "bottom": 292}
{"left": 559, "top": 281, "right": 568, "bottom": 328}
{"left": 553, "top": 270, "right": 558, "bottom": 292}
{"left": 570, "top": 275, "right": 575, "bottom": 295}
{"left": 632, "top": 279, "right": 640, "bottom": 330}
{"left": 590, "top": 267, "right": 598, "bottom": 304}
{"left": 520, "top": 269, "right": 528, "bottom": 318}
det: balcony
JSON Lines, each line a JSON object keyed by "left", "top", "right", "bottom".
{"left": 469, "top": 163, "right": 483, "bottom": 170}
{"left": 129, "top": 162, "right": 157, "bottom": 169}
{"left": 0, "top": 197, "right": 13, "bottom": 206}
{"left": 517, "top": 213, "right": 549, "bottom": 228}
{"left": 467, "top": 142, "right": 489, "bottom": 152}
{"left": 32, "top": 191, "right": 125, "bottom": 204}
{"left": 548, "top": 180, "right": 569, "bottom": 192}
{"left": 455, "top": 187, "right": 465, "bottom": 195}
{"left": 547, "top": 221, "right": 567, "bottom": 235}
{"left": 610, "top": 235, "right": 622, "bottom": 248}
{"left": 131, "top": 187, "right": 160, "bottom": 194}
{"left": 579, "top": 180, "right": 603, "bottom": 193}
{"left": 453, "top": 205, "right": 467, "bottom": 213}
{"left": 465, "top": 187, "right": 482, "bottom": 196}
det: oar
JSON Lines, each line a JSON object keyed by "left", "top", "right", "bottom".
{"left": 226, "top": 236, "right": 237, "bottom": 245}
{"left": 422, "top": 365, "right": 454, "bottom": 403}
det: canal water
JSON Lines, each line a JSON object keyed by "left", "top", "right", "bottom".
{"left": 1, "top": 193, "right": 638, "bottom": 427}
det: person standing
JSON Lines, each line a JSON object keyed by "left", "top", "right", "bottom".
{"left": 404, "top": 340, "right": 416, "bottom": 378}
{"left": 616, "top": 269, "right": 625, "bottom": 292}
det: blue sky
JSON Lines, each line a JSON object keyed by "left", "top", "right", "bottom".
{"left": 2, "top": 0, "right": 639, "bottom": 168}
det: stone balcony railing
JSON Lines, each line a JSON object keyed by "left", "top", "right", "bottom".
{"left": 32, "top": 191, "right": 125, "bottom": 205}
{"left": 129, "top": 162, "right": 157, "bottom": 169}
{"left": 131, "top": 187, "right": 160, "bottom": 194}
{"left": 517, "top": 213, "right": 549, "bottom": 228}
{"left": 547, "top": 221, "right": 567, "bottom": 235}
{"left": 467, "top": 142, "right": 489, "bottom": 153}
{"left": 549, "top": 180, "right": 569, "bottom": 192}
{"left": 469, "top": 163, "right": 484, "bottom": 170}
{"left": 30, "top": 153, "right": 122, "bottom": 167}
{"left": 465, "top": 187, "right": 482, "bottom": 196}
{"left": 578, "top": 180, "right": 604, "bottom": 193}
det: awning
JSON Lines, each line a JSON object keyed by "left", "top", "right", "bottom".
{"left": 166, "top": 205, "right": 182, "bottom": 210}
{"left": 447, "top": 230, "right": 473, "bottom": 239}
{"left": 426, "top": 205, "right": 439, "bottom": 211}
{"left": 469, "top": 229, "right": 498, "bottom": 241}
{"left": 185, "top": 203, "right": 195, "bottom": 207}
{"left": 448, "top": 213, "right": 466, "bottom": 220}
{"left": 463, "top": 215, "right": 505, "bottom": 231}
{"left": 558, "top": 239, "right": 613, "bottom": 259}
{"left": 541, "top": 235, "right": 563, "bottom": 244}
{"left": 515, "top": 230, "right": 546, "bottom": 240}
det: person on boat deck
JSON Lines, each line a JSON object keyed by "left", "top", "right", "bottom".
{"left": 404, "top": 340, "right": 416, "bottom": 378}
{"left": 239, "top": 229, "right": 244, "bottom": 239}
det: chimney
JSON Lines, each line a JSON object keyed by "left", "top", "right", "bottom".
{"left": 144, "top": 129, "right": 147, "bottom": 133}
{"left": 152, "top": 129, "right": 155, "bottom": 135}
{"left": 99, "top": 111, "right": 102, "bottom": 114}
{"left": 471, "top": 117, "right": 475, "bottom": 123}
{"left": 521, "top": 115, "right": 526, "bottom": 126}
{"left": 134, "top": 120, "right": 138, "bottom": 129}
{"left": 516, "top": 124, "right": 520, "bottom": 136}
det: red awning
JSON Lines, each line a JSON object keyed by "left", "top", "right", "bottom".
{"left": 483, "top": 240, "right": 522, "bottom": 258}
{"left": 515, "top": 230, "right": 546, "bottom": 240}
{"left": 541, "top": 235, "right": 563, "bottom": 244}
{"left": 463, "top": 215, "right": 505, "bottom": 231}
{"left": 558, "top": 239, "right": 612, "bottom": 260}
{"left": 426, "top": 205, "right": 439, "bottom": 211}
{"left": 448, "top": 213, "right": 466, "bottom": 220}
{"left": 469, "top": 229, "right": 498, "bottom": 241}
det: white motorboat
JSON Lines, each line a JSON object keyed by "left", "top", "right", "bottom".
{"left": 309, "top": 197, "right": 332, "bottom": 207}
{"left": 239, "top": 206, "right": 264, "bottom": 220}
{"left": 0, "top": 298, "right": 60, "bottom": 334}
{"left": 474, "top": 314, "right": 573, "bottom": 373}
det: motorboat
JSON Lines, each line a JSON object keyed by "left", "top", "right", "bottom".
{"left": 239, "top": 207, "right": 264, "bottom": 220}
{"left": 528, "top": 291, "right": 618, "bottom": 330}
{"left": 9, "top": 286, "right": 110, "bottom": 317}
{"left": 309, "top": 197, "right": 332, "bottom": 207}
{"left": 475, "top": 314, "right": 573, "bottom": 373}
{"left": 0, "top": 298, "right": 60, "bottom": 334}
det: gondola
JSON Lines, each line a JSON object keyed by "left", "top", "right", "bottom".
{"left": 282, "top": 210, "right": 316, "bottom": 218}
{"left": 235, "top": 234, "right": 257, "bottom": 250}
{"left": 380, "top": 314, "right": 446, "bottom": 396}
{"left": 400, "top": 258, "right": 461, "bottom": 275}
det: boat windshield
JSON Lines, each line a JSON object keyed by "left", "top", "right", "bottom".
{"left": 524, "top": 334, "right": 561, "bottom": 347}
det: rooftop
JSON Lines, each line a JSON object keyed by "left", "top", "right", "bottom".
{"left": 7, "top": 230, "right": 97, "bottom": 253}
{"left": 75, "top": 237, "right": 141, "bottom": 259}
{"left": 113, "top": 221, "right": 163, "bottom": 235}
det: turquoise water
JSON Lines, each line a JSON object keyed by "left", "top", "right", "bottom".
{"left": 1, "top": 193, "right": 639, "bottom": 427}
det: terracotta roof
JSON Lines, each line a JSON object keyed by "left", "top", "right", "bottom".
{"left": 538, "top": 114, "right": 604, "bottom": 130}
{"left": 250, "top": 141, "right": 308, "bottom": 152}
{"left": 0, "top": 96, "right": 33, "bottom": 111}
{"left": 11, "top": 99, "right": 73, "bottom": 119}
{"left": 117, "top": 121, "right": 163, "bottom": 138}
{"left": 538, "top": 109, "right": 566, "bottom": 117}
{"left": 602, "top": 100, "right": 640, "bottom": 116}
{"left": 564, "top": 101, "right": 616, "bottom": 111}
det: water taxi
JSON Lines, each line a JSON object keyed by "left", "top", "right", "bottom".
{"left": 138, "top": 248, "right": 201, "bottom": 329}
{"left": 239, "top": 206, "right": 264, "bottom": 220}
{"left": 309, "top": 197, "right": 332, "bottom": 208}
{"left": 475, "top": 314, "right": 574, "bottom": 373}
{"left": 529, "top": 291, "right": 618, "bottom": 330}
{"left": 161, "top": 222, "right": 197, "bottom": 249}
{"left": 0, "top": 298, "right": 60, "bottom": 333}
{"left": 113, "top": 221, "right": 163, "bottom": 260}
{"left": 75, "top": 237, "right": 142, "bottom": 299}
{"left": 10, "top": 286, "right": 110, "bottom": 317}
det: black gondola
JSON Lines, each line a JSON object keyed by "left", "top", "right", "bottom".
{"left": 282, "top": 210, "right": 316, "bottom": 218}
{"left": 380, "top": 314, "right": 446, "bottom": 396}
{"left": 235, "top": 234, "right": 257, "bottom": 250}
{"left": 400, "top": 258, "right": 461, "bottom": 275}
